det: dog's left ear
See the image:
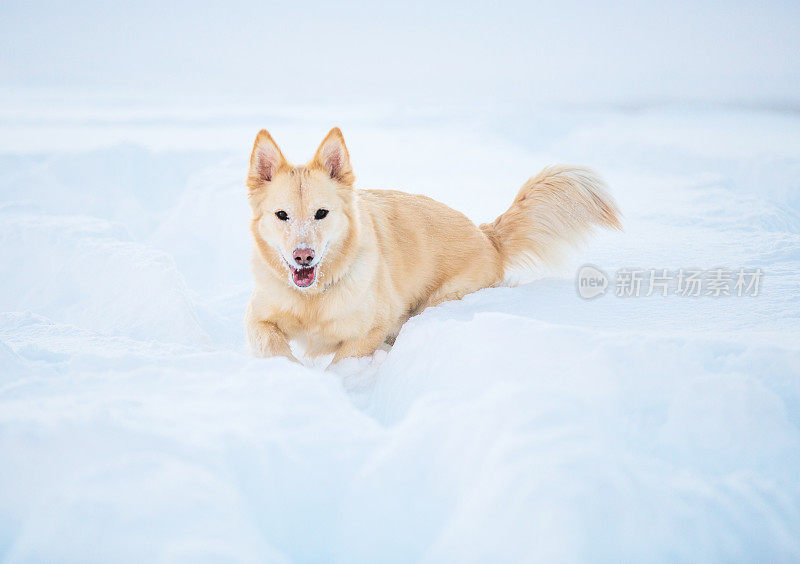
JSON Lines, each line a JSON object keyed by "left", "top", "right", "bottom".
{"left": 311, "top": 127, "right": 355, "bottom": 187}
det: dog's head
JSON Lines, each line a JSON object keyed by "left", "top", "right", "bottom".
{"left": 247, "top": 128, "right": 357, "bottom": 292}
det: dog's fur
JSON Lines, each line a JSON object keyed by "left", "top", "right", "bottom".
{"left": 245, "top": 128, "right": 621, "bottom": 363}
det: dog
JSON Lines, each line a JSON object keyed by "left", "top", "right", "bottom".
{"left": 245, "top": 128, "right": 621, "bottom": 363}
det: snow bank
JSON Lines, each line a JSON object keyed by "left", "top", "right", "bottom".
{"left": 0, "top": 210, "right": 205, "bottom": 345}
{"left": 1, "top": 107, "right": 799, "bottom": 561}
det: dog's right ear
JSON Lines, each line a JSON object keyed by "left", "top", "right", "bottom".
{"left": 247, "top": 129, "right": 288, "bottom": 190}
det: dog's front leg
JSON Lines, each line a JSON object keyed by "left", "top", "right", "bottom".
{"left": 246, "top": 318, "right": 297, "bottom": 362}
{"left": 331, "top": 326, "right": 388, "bottom": 364}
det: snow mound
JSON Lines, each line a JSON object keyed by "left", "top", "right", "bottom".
{"left": 0, "top": 210, "right": 206, "bottom": 345}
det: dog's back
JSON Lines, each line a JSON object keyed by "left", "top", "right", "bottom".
{"left": 355, "top": 189, "right": 503, "bottom": 339}
{"left": 363, "top": 166, "right": 620, "bottom": 322}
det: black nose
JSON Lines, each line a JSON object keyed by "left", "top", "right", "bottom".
{"left": 293, "top": 247, "right": 315, "bottom": 266}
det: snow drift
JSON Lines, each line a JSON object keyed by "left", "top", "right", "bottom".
{"left": 1, "top": 106, "right": 800, "bottom": 561}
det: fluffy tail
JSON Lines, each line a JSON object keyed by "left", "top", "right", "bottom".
{"left": 480, "top": 165, "right": 621, "bottom": 279}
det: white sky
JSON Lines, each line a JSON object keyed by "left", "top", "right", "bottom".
{"left": 1, "top": 0, "right": 798, "bottom": 107}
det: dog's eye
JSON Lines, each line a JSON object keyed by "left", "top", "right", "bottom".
{"left": 275, "top": 210, "right": 289, "bottom": 221}
{"left": 314, "top": 209, "right": 329, "bottom": 220}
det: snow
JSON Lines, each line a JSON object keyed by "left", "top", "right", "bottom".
{"left": 1, "top": 102, "right": 799, "bottom": 561}
{"left": 3, "top": 2, "right": 800, "bottom": 554}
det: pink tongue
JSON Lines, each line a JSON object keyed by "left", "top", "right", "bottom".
{"left": 292, "top": 266, "right": 315, "bottom": 287}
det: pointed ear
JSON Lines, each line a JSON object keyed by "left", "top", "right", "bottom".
{"left": 311, "top": 127, "right": 354, "bottom": 186}
{"left": 248, "top": 129, "right": 288, "bottom": 190}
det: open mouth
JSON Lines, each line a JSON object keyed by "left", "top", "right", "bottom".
{"left": 291, "top": 266, "right": 316, "bottom": 287}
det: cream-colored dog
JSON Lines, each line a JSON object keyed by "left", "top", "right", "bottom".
{"left": 245, "top": 128, "right": 620, "bottom": 363}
